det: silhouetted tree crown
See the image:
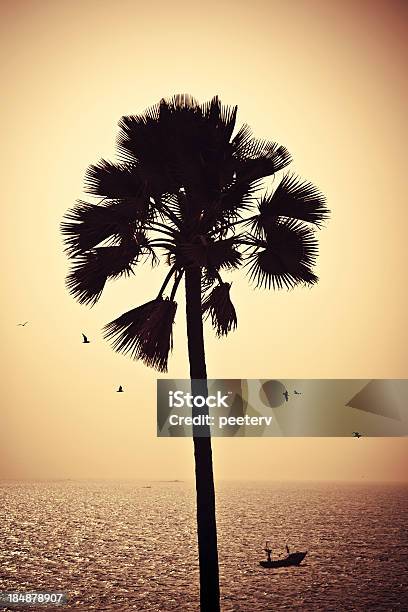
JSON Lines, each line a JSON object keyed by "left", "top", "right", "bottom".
{"left": 62, "top": 94, "right": 329, "bottom": 371}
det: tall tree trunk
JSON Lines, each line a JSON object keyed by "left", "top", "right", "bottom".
{"left": 185, "top": 266, "right": 220, "bottom": 612}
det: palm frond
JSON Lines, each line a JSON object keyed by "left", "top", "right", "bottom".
{"left": 232, "top": 123, "right": 292, "bottom": 174}
{"left": 245, "top": 219, "right": 319, "bottom": 289}
{"left": 116, "top": 110, "right": 179, "bottom": 194}
{"left": 84, "top": 159, "right": 147, "bottom": 198}
{"left": 250, "top": 174, "right": 329, "bottom": 234}
{"left": 175, "top": 237, "right": 242, "bottom": 270}
{"left": 117, "top": 108, "right": 159, "bottom": 165}
{"left": 103, "top": 298, "right": 177, "bottom": 372}
{"left": 202, "top": 282, "right": 237, "bottom": 337}
{"left": 213, "top": 178, "right": 263, "bottom": 224}
{"left": 117, "top": 95, "right": 239, "bottom": 198}
{"left": 61, "top": 199, "right": 147, "bottom": 256}
{"left": 208, "top": 238, "right": 242, "bottom": 270}
{"left": 201, "top": 267, "right": 219, "bottom": 292}
{"left": 200, "top": 95, "right": 238, "bottom": 144}
{"left": 236, "top": 148, "right": 292, "bottom": 182}
{"left": 158, "top": 193, "right": 182, "bottom": 219}
{"left": 117, "top": 95, "right": 199, "bottom": 166}
{"left": 163, "top": 93, "right": 201, "bottom": 111}
{"left": 66, "top": 240, "right": 141, "bottom": 306}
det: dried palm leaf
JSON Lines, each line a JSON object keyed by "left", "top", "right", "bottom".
{"left": 202, "top": 282, "right": 237, "bottom": 337}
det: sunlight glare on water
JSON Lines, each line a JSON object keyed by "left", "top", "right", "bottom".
{"left": 0, "top": 481, "right": 407, "bottom": 611}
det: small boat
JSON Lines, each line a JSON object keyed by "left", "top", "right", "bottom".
{"left": 260, "top": 551, "right": 307, "bottom": 568}
{"left": 260, "top": 541, "right": 307, "bottom": 568}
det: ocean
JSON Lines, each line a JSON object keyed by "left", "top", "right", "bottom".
{"left": 0, "top": 480, "right": 407, "bottom": 611}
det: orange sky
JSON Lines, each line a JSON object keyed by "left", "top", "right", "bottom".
{"left": 1, "top": 0, "right": 407, "bottom": 481}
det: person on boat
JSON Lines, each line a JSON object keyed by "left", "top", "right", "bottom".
{"left": 264, "top": 542, "right": 272, "bottom": 563}
{"left": 285, "top": 544, "right": 290, "bottom": 555}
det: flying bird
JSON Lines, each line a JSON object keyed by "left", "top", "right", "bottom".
{"left": 117, "top": 385, "right": 124, "bottom": 393}
{"left": 283, "top": 390, "right": 289, "bottom": 402}
{"left": 294, "top": 390, "right": 302, "bottom": 395}
{"left": 17, "top": 321, "right": 29, "bottom": 326}
{"left": 352, "top": 431, "right": 362, "bottom": 438}
{"left": 82, "top": 333, "right": 90, "bottom": 344}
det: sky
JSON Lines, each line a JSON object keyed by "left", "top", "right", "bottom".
{"left": 1, "top": 0, "right": 407, "bottom": 481}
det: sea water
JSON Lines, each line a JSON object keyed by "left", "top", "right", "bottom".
{"left": 0, "top": 481, "right": 407, "bottom": 611}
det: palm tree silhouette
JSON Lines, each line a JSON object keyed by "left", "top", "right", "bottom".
{"left": 61, "top": 94, "right": 328, "bottom": 611}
